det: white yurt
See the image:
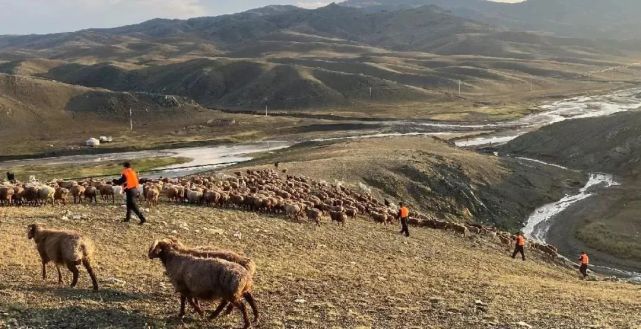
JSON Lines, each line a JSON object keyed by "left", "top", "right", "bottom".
{"left": 86, "top": 138, "right": 101, "bottom": 147}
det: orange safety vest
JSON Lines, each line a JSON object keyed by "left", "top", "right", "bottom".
{"left": 400, "top": 207, "right": 409, "bottom": 218}
{"left": 580, "top": 254, "right": 589, "bottom": 265}
{"left": 122, "top": 168, "right": 139, "bottom": 190}
{"left": 516, "top": 235, "right": 526, "bottom": 247}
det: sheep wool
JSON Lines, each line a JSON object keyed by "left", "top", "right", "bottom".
{"left": 27, "top": 224, "right": 99, "bottom": 290}
{"left": 148, "top": 240, "right": 259, "bottom": 328}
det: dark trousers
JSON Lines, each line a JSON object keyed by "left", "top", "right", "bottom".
{"left": 580, "top": 264, "right": 588, "bottom": 278}
{"left": 125, "top": 189, "right": 145, "bottom": 222}
{"left": 512, "top": 245, "right": 525, "bottom": 260}
{"left": 400, "top": 217, "right": 410, "bottom": 237}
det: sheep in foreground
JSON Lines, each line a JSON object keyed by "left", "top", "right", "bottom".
{"left": 27, "top": 224, "right": 99, "bottom": 290}
{"left": 165, "top": 238, "right": 259, "bottom": 318}
{"left": 148, "top": 240, "right": 259, "bottom": 328}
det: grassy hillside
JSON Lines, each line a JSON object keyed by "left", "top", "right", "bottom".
{"left": 2, "top": 204, "right": 640, "bottom": 328}
{"left": 233, "top": 136, "right": 585, "bottom": 230}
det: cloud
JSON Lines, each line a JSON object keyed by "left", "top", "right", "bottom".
{"left": 295, "top": 1, "right": 334, "bottom": 9}
{"left": 0, "top": 0, "right": 208, "bottom": 34}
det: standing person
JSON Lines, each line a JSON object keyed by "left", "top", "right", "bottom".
{"left": 113, "top": 162, "right": 146, "bottom": 225}
{"left": 578, "top": 251, "right": 590, "bottom": 279}
{"left": 6, "top": 171, "right": 15, "bottom": 183}
{"left": 398, "top": 202, "right": 410, "bottom": 237}
{"left": 512, "top": 232, "right": 526, "bottom": 261}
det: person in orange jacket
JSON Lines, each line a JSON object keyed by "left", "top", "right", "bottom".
{"left": 512, "top": 232, "right": 526, "bottom": 261}
{"left": 113, "top": 162, "right": 146, "bottom": 225}
{"left": 578, "top": 251, "right": 589, "bottom": 279}
{"left": 398, "top": 202, "right": 410, "bottom": 237}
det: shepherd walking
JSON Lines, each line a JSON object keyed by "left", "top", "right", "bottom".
{"left": 512, "top": 232, "right": 526, "bottom": 261}
{"left": 113, "top": 162, "right": 146, "bottom": 225}
{"left": 579, "top": 251, "right": 590, "bottom": 279}
{"left": 398, "top": 202, "right": 410, "bottom": 237}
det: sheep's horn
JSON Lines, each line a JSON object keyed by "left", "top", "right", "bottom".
{"left": 148, "top": 240, "right": 160, "bottom": 259}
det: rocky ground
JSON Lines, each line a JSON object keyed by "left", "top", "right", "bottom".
{"left": 1, "top": 204, "right": 640, "bottom": 329}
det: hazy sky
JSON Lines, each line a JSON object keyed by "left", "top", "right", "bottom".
{"left": 0, "top": 0, "right": 524, "bottom": 35}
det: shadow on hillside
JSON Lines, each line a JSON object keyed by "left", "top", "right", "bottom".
{"left": 15, "top": 284, "right": 154, "bottom": 303}
{"left": 11, "top": 305, "right": 159, "bottom": 328}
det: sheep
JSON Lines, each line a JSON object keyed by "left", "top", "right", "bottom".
{"left": 305, "top": 208, "right": 323, "bottom": 226}
{"left": 0, "top": 185, "right": 14, "bottom": 206}
{"left": 145, "top": 185, "right": 160, "bottom": 207}
{"left": 53, "top": 187, "right": 69, "bottom": 205}
{"left": 36, "top": 185, "right": 55, "bottom": 206}
{"left": 329, "top": 211, "right": 346, "bottom": 226}
{"left": 162, "top": 237, "right": 259, "bottom": 317}
{"left": 84, "top": 186, "right": 98, "bottom": 204}
{"left": 70, "top": 184, "right": 85, "bottom": 204}
{"left": 166, "top": 238, "right": 257, "bottom": 277}
{"left": 284, "top": 203, "right": 304, "bottom": 220}
{"left": 148, "top": 240, "right": 259, "bottom": 328}
{"left": 23, "top": 185, "right": 39, "bottom": 205}
{"left": 99, "top": 184, "right": 115, "bottom": 203}
{"left": 27, "top": 224, "right": 99, "bottom": 290}
{"left": 445, "top": 222, "right": 469, "bottom": 237}
{"left": 345, "top": 206, "right": 358, "bottom": 218}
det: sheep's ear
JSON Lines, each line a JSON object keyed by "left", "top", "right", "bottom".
{"left": 148, "top": 240, "right": 160, "bottom": 258}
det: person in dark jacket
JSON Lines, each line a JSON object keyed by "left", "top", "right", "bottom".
{"left": 113, "top": 162, "right": 146, "bottom": 224}
{"left": 6, "top": 171, "right": 15, "bottom": 183}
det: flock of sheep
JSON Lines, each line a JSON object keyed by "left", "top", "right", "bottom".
{"left": 8, "top": 167, "right": 566, "bottom": 328}
{"left": 26, "top": 224, "right": 260, "bottom": 328}
{"left": 2, "top": 168, "right": 561, "bottom": 257}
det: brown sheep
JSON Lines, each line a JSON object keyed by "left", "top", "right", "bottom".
{"left": 53, "top": 187, "right": 69, "bottom": 206}
{"left": 99, "top": 184, "right": 115, "bottom": 203}
{"left": 345, "top": 207, "right": 358, "bottom": 218}
{"left": 0, "top": 185, "right": 14, "bottom": 205}
{"left": 148, "top": 240, "right": 259, "bottom": 327}
{"left": 305, "top": 208, "right": 323, "bottom": 226}
{"left": 27, "top": 224, "right": 99, "bottom": 290}
{"left": 145, "top": 186, "right": 161, "bottom": 207}
{"left": 167, "top": 238, "right": 257, "bottom": 277}
{"left": 284, "top": 203, "right": 304, "bottom": 220}
{"left": 70, "top": 185, "right": 85, "bottom": 204}
{"left": 329, "top": 211, "right": 346, "bottom": 226}
{"left": 84, "top": 186, "right": 98, "bottom": 204}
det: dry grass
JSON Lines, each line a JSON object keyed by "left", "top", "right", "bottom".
{"left": 1, "top": 204, "right": 640, "bottom": 328}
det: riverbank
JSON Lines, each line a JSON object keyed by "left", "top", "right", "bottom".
{"left": 546, "top": 184, "right": 641, "bottom": 274}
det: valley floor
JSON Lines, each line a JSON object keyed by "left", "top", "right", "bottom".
{"left": 1, "top": 204, "right": 640, "bottom": 328}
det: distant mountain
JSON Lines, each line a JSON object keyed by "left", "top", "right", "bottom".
{"left": 1, "top": 3, "right": 630, "bottom": 59}
{"left": 0, "top": 3, "right": 639, "bottom": 113}
{"left": 342, "top": 0, "right": 641, "bottom": 40}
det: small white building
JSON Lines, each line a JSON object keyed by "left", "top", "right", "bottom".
{"left": 86, "top": 138, "right": 101, "bottom": 147}
{"left": 99, "top": 136, "right": 113, "bottom": 143}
